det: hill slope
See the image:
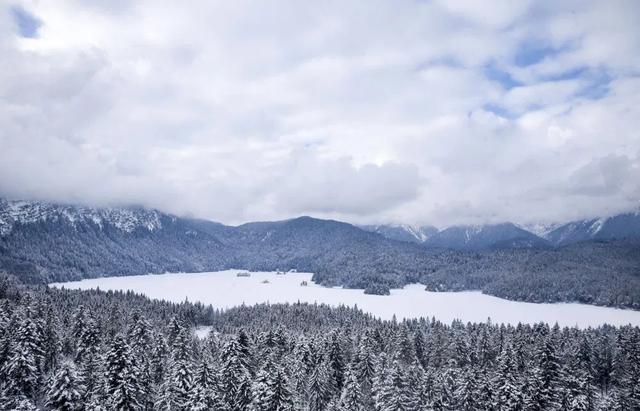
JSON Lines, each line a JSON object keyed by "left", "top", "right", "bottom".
{"left": 358, "top": 224, "right": 438, "bottom": 244}
{"left": 423, "top": 223, "right": 550, "bottom": 250}
{"left": 546, "top": 212, "right": 640, "bottom": 245}
{"left": 2, "top": 199, "right": 640, "bottom": 309}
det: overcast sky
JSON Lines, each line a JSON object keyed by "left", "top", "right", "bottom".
{"left": 1, "top": 1, "right": 639, "bottom": 226}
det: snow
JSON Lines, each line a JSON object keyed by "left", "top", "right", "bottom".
{"left": 194, "top": 326, "right": 213, "bottom": 339}
{"left": 589, "top": 217, "right": 607, "bottom": 235}
{"left": 397, "top": 224, "right": 426, "bottom": 242}
{"left": 464, "top": 226, "right": 483, "bottom": 243}
{"left": 0, "top": 199, "right": 162, "bottom": 235}
{"left": 517, "top": 222, "right": 560, "bottom": 237}
{"left": 49, "top": 270, "right": 640, "bottom": 328}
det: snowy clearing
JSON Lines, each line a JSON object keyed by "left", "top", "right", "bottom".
{"left": 50, "top": 270, "right": 640, "bottom": 328}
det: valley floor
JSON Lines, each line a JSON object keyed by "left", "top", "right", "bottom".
{"left": 50, "top": 270, "right": 640, "bottom": 328}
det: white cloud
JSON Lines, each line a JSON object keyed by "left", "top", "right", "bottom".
{"left": 0, "top": 0, "right": 639, "bottom": 226}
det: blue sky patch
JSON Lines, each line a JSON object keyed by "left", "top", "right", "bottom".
{"left": 575, "top": 71, "right": 612, "bottom": 100}
{"left": 482, "top": 103, "right": 513, "bottom": 119}
{"left": 542, "top": 66, "right": 588, "bottom": 82}
{"left": 11, "top": 6, "right": 42, "bottom": 38}
{"left": 513, "top": 41, "right": 569, "bottom": 67}
{"left": 483, "top": 62, "right": 521, "bottom": 90}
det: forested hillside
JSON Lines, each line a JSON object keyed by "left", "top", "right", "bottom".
{"left": 2, "top": 199, "right": 640, "bottom": 309}
{"left": 0, "top": 274, "right": 639, "bottom": 410}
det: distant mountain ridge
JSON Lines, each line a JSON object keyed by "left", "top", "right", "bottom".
{"left": 545, "top": 212, "right": 640, "bottom": 246}
{"left": 362, "top": 211, "right": 640, "bottom": 249}
{"left": 1, "top": 198, "right": 640, "bottom": 309}
{"left": 422, "top": 222, "right": 551, "bottom": 250}
{"left": 360, "top": 222, "right": 550, "bottom": 249}
{"left": 358, "top": 224, "right": 438, "bottom": 244}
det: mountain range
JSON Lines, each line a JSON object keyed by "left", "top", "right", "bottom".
{"left": 362, "top": 213, "right": 640, "bottom": 249}
{"left": 2, "top": 199, "right": 639, "bottom": 257}
{"left": 1, "top": 198, "right": 640, "bottom": 309}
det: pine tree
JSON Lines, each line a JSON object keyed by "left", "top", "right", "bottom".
{"left": 457, "top": 367, "right": 478, "bottom": 410}
{"left": 494, "top": 343, "right": 522, "bottom": 410}
{"left": 475, "top": 368, "right": 494, "bottom": 410}
{"left": 561, "top": 354, "right": 597, "bottom": 411}
{"left": 251, "top": 363, "right": 275, "bottom": 411}
{"left": 308, "top": 355, "right": 330, "bottom": 411}
{"left": 76, "top": 318, "right": 102, "bottom": 402}
{"left": 150, "top": 331, "right": 169, "bottom": 385}
{"left": 396, "top": 326, "right": 416, "bottom": 366}
{"left": 12, "top": 398, "right": 38, "bottom": 411}
{"left": 375, "top": 358, "right": 417, "bottom": 411}
{"left": 41, "top": 304, "right": 62, "bottom": 372}
{"left": 327, "top": 331, "right": 346, "bottom": 395}
{"left": 3, "top": 345, "right": 39, "bottom": 400}
{"left": 46, "top": 361, "right": 84, "bottom": 411}
{"left": 220, "top": 337, "right": 253, "bottom": 411}
{"left": 413, "top": 329, "right": 428, "bottom": 369}
{"left": 525, "top": 336, "right": 562, "bottom": 410}
{"left": 355, "top": 334, "right": 376, "bottom": 407}
{"left": 104, "top": 334, "right": 143, "bottom": 411}
{"left": 189, "top": 357, "right": 222, "bottom": 410}
{"left": 439, "top": 362, "right": 460, "bottom": 410}
{"left": 339, "top": 366, "right": 363, "bottom": 411}
{"left": 270, "top": 366, "right": 295, "bottom": 410}
{"left": 166, "top": 329, "right": 194, "bottom": 410}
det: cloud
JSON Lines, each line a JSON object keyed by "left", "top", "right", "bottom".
{"left": 0, "top": 1, "right": 639, "bottom": 226}
{"left": 272, "top": 153, "right": 422, "bottom": 215}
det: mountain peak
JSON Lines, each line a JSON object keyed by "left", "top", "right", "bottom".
{"left": 358, "top": 224, "right": 438, "bottom": 244}
{"left": 424, "top": 222, "right": 549, "bottom": 250}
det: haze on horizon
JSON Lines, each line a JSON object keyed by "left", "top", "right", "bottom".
{"left": 1, "top": 1, "right": 639, "bottom": 227}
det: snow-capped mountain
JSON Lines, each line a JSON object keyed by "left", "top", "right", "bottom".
{"left": 516, "top": 222, "right": 561, "bottom": 238}
{"left": 0, "top": 199, "right": 164, "bottom": 236}
{"left": 423, "top": 223, "right": 550, "bottom": 250}
{"left": 358, "top": 224, "right": 438, "bottom": 243}
{"left": 545, "top": 212, "right": 640, "bottom": 246}
{"left": 363, "top": 211, "right": 640, "bottom": 249}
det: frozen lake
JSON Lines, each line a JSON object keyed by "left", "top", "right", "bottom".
{"left": 50, "top": 270, "right": 640, "bottom": 328}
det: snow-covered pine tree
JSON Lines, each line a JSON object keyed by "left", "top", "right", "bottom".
{"left": 150, "top": 331, "right": 169, "bottom": 385}
{"left": 75, "top": 317, "right": 103, "bottom": 403}
{"left": 375, "top": 357, "right": 418, "bottom": 411}
{"left": 220, "top": 336, "right": 253, "bottom": 411}
{"left": 527, "top": 336, "right": 562, "bottom": 410}
{"left": 251, "top": 356, "right": 276, "bottom": 410}
{"left": 2, "top": 344, "right": 39, "bottom": 402}
{"left": 355, "top": 334, "right": 376, "bottom": 408}
{"left": 165, "top": 328, "right": 195, "bottom": 410}
{"left": 188, "top": 356, "right": 222, "bottom": 410}
{"left": 41, "top": 303, "right": 62, "bottom": 373}
{"left": 45, "top": 361, "right": 84, "bottom": 411}
{"left": 270, "top": 365, "right": 295, "bottom": 410}
{"left": 308, "top": 351, "right": 331, "bottom": 411}
{"left": 327, "top": 331, "right": 346, "bottom": 395}
{"left": 104, "top": 334, "right": 143, "bottom": 410}
{"left": 339, "top": 366, "right": 363, "bottom": 411}
{"left": 493, "top": 342, "right": 523, "bottom": 410}
{"left": 457, "top": 367, "right": 479, "bottom": 410}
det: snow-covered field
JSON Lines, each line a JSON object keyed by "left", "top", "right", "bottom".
{"left": 50, "top": 270, "right": 640, "bottom": 328}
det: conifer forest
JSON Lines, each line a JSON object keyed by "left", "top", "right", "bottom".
{"left": 1, "top": 275, "right": 639, "bottom": 410}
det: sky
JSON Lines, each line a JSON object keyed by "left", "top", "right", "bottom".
{"left": 1, "top": 1, "right": 639, "bottom": 227}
